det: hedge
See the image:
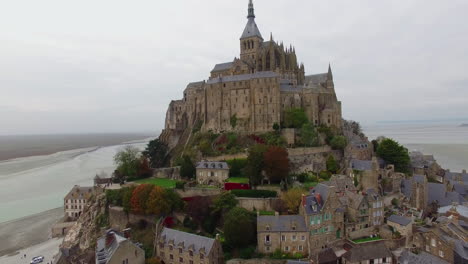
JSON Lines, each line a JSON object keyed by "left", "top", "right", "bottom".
{"left": 231, "top": 189, "right": 277, "bottom": 198}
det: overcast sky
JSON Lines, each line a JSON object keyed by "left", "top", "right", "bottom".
{"left": 1, "top": 0, "right": 467, "bottom": 135}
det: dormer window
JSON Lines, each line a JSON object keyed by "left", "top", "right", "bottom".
{"left": 266, "top": 225, "right": 270, "bottom": 231}
{"left": 292, "top": 225, "right": 296, "bottom": 231}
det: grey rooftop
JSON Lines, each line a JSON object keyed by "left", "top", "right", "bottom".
{"left": 196, "top": 161, "right": 229, "bottom": 170}
{"left": 257, "top": 215, "right": 307, "bottom": 232}
{"left": 387, "top": 214, "right": 412, "bottom": 226}
{"left": 160, "top": 228, "right": 216, "bottom": 254}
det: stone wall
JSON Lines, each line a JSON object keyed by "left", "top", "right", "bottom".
{"left": 208, "top": 153, "right": 248, "bottom": 161}
{"left": 287, "top": 146, "right": 341, "bottom": 173}
{"left": 175, "top": 187, "right": 222, "bottom": 198}
{"left": 152, "top": 167, "right": 181, "bottom": 180}
{"left": 227, "top": 259, "right": 286, "bottom": 264}
{"left": 347, "top": 226, "right": 378, "bottom": 240}
{"left": 236, "top": 197, "right": 280, "bottom": 211}
{"left": 109, "top": 206, "right": 128, "bottom": 230}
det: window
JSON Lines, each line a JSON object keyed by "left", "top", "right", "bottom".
{"left": 170, "top": 254, "right": 174, "bottom": 260}
{"left": 169, "top": 246, "right": 173, "bottom": 251}
{"left": 265, "top": 235, "right": 270, "bottom": 242}
{"left": 200, "top": 254, "right": 204, "bottom": 259}
{"left": 265, "top": 246, "right": 270, "bottom": 251}
{"left": 426, "top": 245, "right": 430, "bottom": 252}
{"left": 299, "top": 245, "right": 303, "bottom": 251}
{"left": 189, "top": 251, "right": 193, "bottom": 257}
{"left": 292, "top": 235, "right": 297, "bottom": 241}
{"left": 281, "top": 235, "right": 286, "bottom": 241}
{"left": 179, "top": 257, "right": 183, "bottom": 262}
{"left": 179, "top": 248, "right": 182, "bottom": 254}
{"left": 301, "top": 235, "right": 305, "bottom": 241}
{"left": 439, "top": 250, "right": 444, "bottom": 258}
{"left": 190, "top": 261, "right": 194, "bottom": 264}
{"left": 284, "top": 246, "right": 289, "bottom": 252}
{"left": 266, "top": 225, "right": 270, "bottom": 231}
{"left": 431, "top": 238, "right": 436, "bottom": 247}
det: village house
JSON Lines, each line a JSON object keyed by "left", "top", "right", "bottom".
{"left": 397, "top": 249, "right": 450, "bottom": 264}
{"left": 347, "top": 158, "right": 380, "bottom": 191}
{"left": 156, "top": 227, "right": 224, "bottom": 264}
{"left": 342, "top": 241, "right": 392, "bottom": 264}
{"left": 95, "top": 230, "right": 145, "bottom": 264}
{"left": 195, "top": 161, "right": 229, "bottom": 187}
{"left": 412, "top": 216, "right": 468, "bottom": 263}
{"left": 410, "top": 151, "right": 444, "bottom": 182}
{"left": 322, "top": 175, "right": 357, "bottom": 196}
{"left": 257, "top": 214, "right": 309, "bottom": 256}
{"left": 387, "top": 214, "right": 412, "bottom": 239}
{"left": 64, "top": 185, "right": 93, "bottom": 219}
{"left": 301, "top": 184, "right": 344, "bottom": 253}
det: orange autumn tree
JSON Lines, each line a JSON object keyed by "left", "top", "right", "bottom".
{"left": 130, "top": 184, "right": 154, "bottom": 214}
{"left": 263, "top": 146, "right": 290, "bottom": 183}
{"left": 146, "top": 186, "right": 171, "bottom": 215}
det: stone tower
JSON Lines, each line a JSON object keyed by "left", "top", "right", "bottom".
{"left": 240, "top": 0, "right": 263, "bottom": 73}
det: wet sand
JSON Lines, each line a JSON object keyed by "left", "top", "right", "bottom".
{"left": 0, "top": 133, "right": 153, "bottom": 161}
{"left": 0, "top": 207, "right": 63, "bottom": 257}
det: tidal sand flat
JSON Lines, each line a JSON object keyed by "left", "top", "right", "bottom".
{"left": 0, "top": 207, "right": 63, "bottom": 257}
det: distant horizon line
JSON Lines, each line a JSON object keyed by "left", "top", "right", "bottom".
{"left": 374, "top": 118, "right": 468, "bottom": 124}
{"left": 0, "top": 131, "right": 160, "bottom": 137}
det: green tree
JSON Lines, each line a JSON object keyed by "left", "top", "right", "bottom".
{"left": 273, "top": 123, "right": 280, "bottom": 131}
{"left": 284, "top": 108, "right": 308, "bottom": 128}
{"left": 230, "top": 114, "right": 238, "bottom": 128}
{"left": 143, "top": 139, "right": 168, "bottom": 168}
{"left": 223, "top": 207, "right": 256, "bottom": 248}
{"left": 376, "top": 138, "right": 410, "bottom": 173}
{"left": 179, "top": 155, "right": 196, "bottom": 179}
{"left": 212, "top": 192, "right": 238, "bottom": 214}
{"left": 330, "top": 135, "right": 347, "bottom": 150}
{"left": 245, "top": 144, "right": 268, "bottom": 187}
{"left": 326, "top": 155, "right": 339, "bottom": 174}
{"left": 114, "top": 146, "right": 141, "bottom": 178}
{"left": 300, "top": 123, "right": 319, "bottom": 147}
{"left": 226, "top": 158, "right": 247, "bottom": 178}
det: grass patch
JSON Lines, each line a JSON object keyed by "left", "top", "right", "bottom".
{"left": 134, "top": 178, "right": 177, "bottom": 189}
{"left": 196, "top": 185, "right": 219, "bottom": 189}
{"left": 303, "top": 182, "right": 318, "bottom": 188}
{"left": 353, "top": 236, "right": 382, "bottom": 243}
{"left": 227, "top": 177, "right": 250, "bottom": 184}
{"left": 259, "top": 211, "right": 275, "bottom": 216}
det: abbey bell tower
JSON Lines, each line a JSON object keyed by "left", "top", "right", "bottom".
{"left": 240, "top": 0, "right": 263, "bottom": 68}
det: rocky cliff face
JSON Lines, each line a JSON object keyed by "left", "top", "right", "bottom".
{"left": 59, "top": 190, "right": 107, "bottom": 264}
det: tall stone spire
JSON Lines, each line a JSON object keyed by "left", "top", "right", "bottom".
{"left": 328, "top": 63, "right": 333, "bottom": 80}
{"left": 248, "top": 0, "right": 255, "bottom": 18}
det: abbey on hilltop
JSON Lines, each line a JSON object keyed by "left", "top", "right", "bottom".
{"left": 162, "top": 0, "right": 342, "bottom": 140}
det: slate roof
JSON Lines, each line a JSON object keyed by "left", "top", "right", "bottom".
{"left": 439, "top": 204, "right": 468, "bottom": 218}
{"left": 350, "top": 159, "right": 373, "bottom": 171}
{"left": 428, "top": 183, "right": 465, "bottom": 207}
{"left": 207, "top": 71, "right": 279, "bottom": 84}
{"left": 211, "top": 62, "right": 233, "bottom": 73}
{"left": 305, "top": 73, "right": 328, "bottom": 85}
{"left": 318, "top": 248, "right": 338, "bottom": 263}
{"left": 446, "top": 171, "right": 468, "bottom": 184}
{"left": 454, "top": 240, "right": 468, "bottom": 261}
{"left": 96, "top": 230, "right": 137, "bottom": 264}
{"left": 160, "top": 228, "right": 216, "bottom": 255}
{"left": 401, "top": 179, "right": 413, "bottom": 198}
{"left": 286, "top": 261, "right": 309, "bottom": 264}
{"left": 64, "top": 185, "right": 93, "bottom": 201}
{"left": 304, "top": 184, "right": 330, "bottom": 214}
{"left": 241, "top": 17, "right": 263, "bottom": 40}
{"left": 324, "top": 175, "right": 357, "bottom": 193}
{"left": 345, "top": 190, "right": 365, "bottom": 210}
{"left": 257, "top": 215, "right": 307, "bottom": 232}
{"left": 342, "top": 242, "right": 392, "bottom": 262}
{"left": 196, "top": 161, "right": 229, "bottom": 170}
{"left": 398, "top": 249, "right": 450, "bottom": 264}
{"left": 387, "top": 214, "right": 412, "bottom": 226}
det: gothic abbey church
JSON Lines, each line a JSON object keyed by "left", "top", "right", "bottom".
{"left": 162, "top": 0, "right": 342, "bottom": 141}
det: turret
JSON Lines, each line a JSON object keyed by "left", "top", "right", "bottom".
{"left": 326, "top": 63, "right": 335, "bottom": 89}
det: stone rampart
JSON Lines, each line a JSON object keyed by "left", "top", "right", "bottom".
{"left": 175, "top": 187, "right": 222, "bottom": 198}
{"left": 152, "top": 166, "right": 181, "bottom": 180}
{"left": 236, "top": 197, "right": 280, "bottom": 211}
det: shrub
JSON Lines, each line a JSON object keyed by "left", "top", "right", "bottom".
{"left": 231, "top": 189, "right": 277, "bottom": 198}
{"left": 226, "top": 158, "right": 248, "bottom": 178}
{"left": 175, "top": 181, "right": 186, "bottom": 190}
{"left": 330, "top": 135, "right": 347, "bottom": 150}
{"left": 223, "top": 207, "right": 256, "bottom": 248}
{"left": 240, "top": 246, "right": 256, "bottom": 259}
{"left": 326, "top": 155, "right": 339, "bottom": 174}
{"left": 284, "top": 108, "right": 308, "bottom": 128}
{"left": 377, "top": 138, "right": 410, "bottom": 173}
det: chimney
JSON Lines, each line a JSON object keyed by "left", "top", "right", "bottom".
{"left": 275, "top": 211, "right": 279, "bottom": 217}
{"left": 463, "top": 169, "right": 467, "bottom": 174}
{"left": 215, "top": 234, "right": 220, "bottom": 241}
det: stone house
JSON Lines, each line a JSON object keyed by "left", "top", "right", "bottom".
{"left": 257, "top": 215, "right": 309, "bottom": 256}
{"left": 412, "top": 217, "right": 468, "bottom": 263}
{"left": 156, "top": 227, "right": 223, "bottom": 264}
{"left": 95, "top": 230, "right": 145, "bottom": 264}
{"left": 322, "top": 175, "right": 357, "bottom": 196}
{"left": 387, "top": 214, "right": 412, "bottom": 238}
{"left": 196, "top": 161, "right": 229, "bottom": 187}
{"left": 64, "top": 185, "right": 93, "bottom": 219}
{"left": 300, "top": 184, "right": 344, "bottom": 253}
{"left": 342, "top": 241, "right": 392, "bottom": 264}
{"left": 410, "top": 151, "right": 444, "bottom": 182}
{"left": 347, "top": 158, "right": 380, "bottom": 191}
{"left": 340, "top": 189, "right": 383, "bottom": 237}
{"left": 397, "top": 249, "right": 450, "bottom": 264}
